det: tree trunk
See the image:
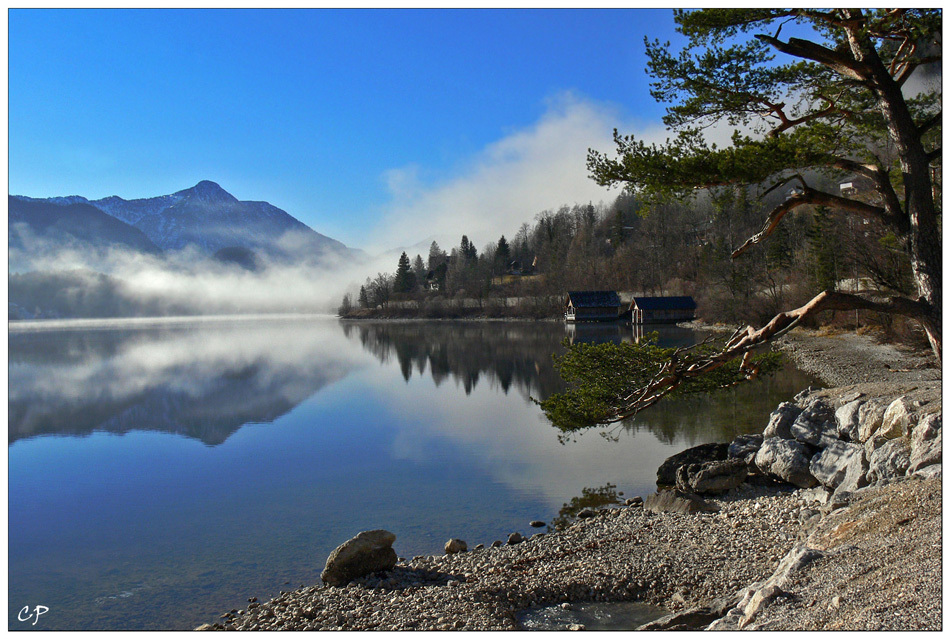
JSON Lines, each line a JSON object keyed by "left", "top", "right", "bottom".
{"left": 845, "top": 12, "right": 942, "bottom": 361}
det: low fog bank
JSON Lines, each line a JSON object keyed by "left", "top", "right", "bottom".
{"left": 8, "top": 240, "right": 375, "bottom": 320}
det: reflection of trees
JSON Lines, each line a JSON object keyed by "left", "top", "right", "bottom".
{"left": 341, "top": 321, "right": 570, "bottom": 401}
{"left": 551, "top": 483, "right": 620, "bottom": 531}
{"left": 9, "top": 322, "right": 354, "bottom": 446}
{"left": 609, "top": 362, "right": 818, "bottom": 446}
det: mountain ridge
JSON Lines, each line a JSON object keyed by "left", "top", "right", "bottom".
{"left": 11, "top": 180, "right": 365, "bottom": 266}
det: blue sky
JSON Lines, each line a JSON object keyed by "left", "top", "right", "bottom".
{"left": 9, "top": 8, "right": 688, "bottom": 253}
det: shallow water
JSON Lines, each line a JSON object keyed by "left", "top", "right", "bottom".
{"left": 8, "top": 316, "right": 817, "bottom": 630}
{"left": 517, "top": 600, "right": 670, "bottom": 630}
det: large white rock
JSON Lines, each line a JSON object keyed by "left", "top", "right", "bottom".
{"left": 867, "top": 438, "right": 911, "bottom": 483}
{"left": 909, "top": 413, "right": 942, "bottom": 473}
{"left": 835, "top": 399, "right": 864, "bottom": 442}
{"left": 754, "top": 438, "right": 818, "bottom": 488}
{"left": 858, "top": 400, "right": 887, "bottom": 443}
{"left": 809, "top": 440, "right": 865, "bottom": 489}
{"left": 763, "top": 402, "right": 803, "bottom": 440}
{"left": 789, "top": 399, "right": 838, "bottom": 448}
{"left": 880, "top": 397, "right": 917, "bottom": 440}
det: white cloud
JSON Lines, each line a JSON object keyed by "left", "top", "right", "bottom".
{"left": 367, "top": 92, "right": 668, "bottom": 255}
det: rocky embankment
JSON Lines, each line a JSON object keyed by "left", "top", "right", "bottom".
{"left": 200, "top": 329, "right": 941, "bottom": 631}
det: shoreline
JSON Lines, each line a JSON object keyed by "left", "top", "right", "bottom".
{"left": 200, "top": 326, "right": 942, "bottom": 631}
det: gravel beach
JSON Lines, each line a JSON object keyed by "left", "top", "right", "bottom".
{"left": 201, "top": 327, "right": 942, "bottom": 631}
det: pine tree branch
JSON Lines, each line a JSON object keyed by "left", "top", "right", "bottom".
{"left": 732, "top": 185, "right": 888, "bottom": 259}
{"left": 755, "top": 34, "right": 870, "bottom": 81}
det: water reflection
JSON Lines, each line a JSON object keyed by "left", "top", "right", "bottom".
{"left": 8, "top": 316, "right": 819, "bottom": 631}
{"left": 9, "top": 317, "right": 361, "bottom": 445}
{"left": 340, "top": 320, "right": 570, "bottom": 400}
{"left": 346, "top": 320, "right": 817, "bottom": 446}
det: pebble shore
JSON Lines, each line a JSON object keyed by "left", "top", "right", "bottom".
{"left": 201, "top": 327, "right": 941, "bottom": 631}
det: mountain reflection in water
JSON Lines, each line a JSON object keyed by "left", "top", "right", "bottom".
{"left": 9, "top": 318, "right": 359, "bottom": 445}
{"left": 8, "top": 316, "right": 819, "bottom": 631}
{"left": 10, "top": 318, "right": 817, "bottom": 450}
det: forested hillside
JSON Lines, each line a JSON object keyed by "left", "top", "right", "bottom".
{"left": 341, "top": 178, "right": 919, "bottom": 344}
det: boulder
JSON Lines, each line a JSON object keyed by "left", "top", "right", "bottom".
{"left": 321, "top": 530, "right": 398, "bottom": 587}
{"left": 880, "top": 397, "right": 917, "bottom": 438}
{"left": 507, "top": 532, "right": 525, "bottom": 545}
{"left": 790, "top": 398, "right": 839, "bottom": 448}
{"left": 656, "top": 443, "right": 729, "bottom": 486}
{"left": 834, "top": 399, "right": 864, "bottom": 442}
{"left": 909, "top": 413, "right": 942, "bottom": 473}
{"left": 728, "top": 434, "right": 764, "bottom": 460}
{"left": 444, "top": 538, "right": 467, "bottom": 554}
{"left": 867, "top": 438, "right": 911, "bottom": 483}
{"left": 644, "top": 489, "right": 719, "bottom": 515}
{"left": 832, "top": 449, "right": 870, "bottom": 497}
{"left": 809, "top": 440, "right": 865, "bottom": 489}
{"left": 754, "top": 438, "right": 818, "bottom": 488}
{"left": 914, "top": 464, "right": 942, "bottom": 480}
{"left": 857, "top": 400, "right": 887, "bottom": 443}
{"left": 675, "top": 458, "right": 748, "bottom": 495}
{"left": 763, "top": 402, "right": 803, "bottom": 440}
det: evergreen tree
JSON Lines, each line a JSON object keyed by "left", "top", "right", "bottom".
{"left": 393, "top": 252, "right": 415, "bottom": 294}
{"left": 427, "top": 241, "right": 446, "bottom": 271}
{"left": 412, "top": 254, "right": 426, "bottom": 284}
{"left": 588, "top": 8, "right": 942, "bottom": 360}
{"left": 495, "top": 235, "right": 511, "bottom": 271}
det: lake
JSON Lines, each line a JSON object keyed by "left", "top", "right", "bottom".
{"left": 8, "top": 315, "right": 817, "bottom": 630}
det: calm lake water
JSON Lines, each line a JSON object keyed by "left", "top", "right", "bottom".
{"left": 8, "top": 315, "right": 817, "bottom": 630}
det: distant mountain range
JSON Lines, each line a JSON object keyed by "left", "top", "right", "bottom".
{"left": 10, "top": 180, "right": 365, "bottom": 269}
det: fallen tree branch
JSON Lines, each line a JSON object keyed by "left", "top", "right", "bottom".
{"left": 598, "top": 290, "right": 931, "bottom": 423}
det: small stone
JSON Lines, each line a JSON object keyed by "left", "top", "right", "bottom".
{"left": 529, "top": 520, "right": 546, "bottom": 528}
{"left": 567, "top": 623, "right": 586, "bottom": 631}
{"left": 507, "top": 532, "right": 525, "bottom": 545}
{"left": 577, "top": 508, "right": 597, "bottom": 518}
{"left": 491, "top": 540, "right": 503, "bottom": 548}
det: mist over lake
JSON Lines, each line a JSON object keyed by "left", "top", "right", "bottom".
{"left": 8, "top": 315, "right": 816, "bottom": 630}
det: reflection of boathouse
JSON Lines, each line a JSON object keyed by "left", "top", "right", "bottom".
{"left": 564, "top": 291, "right": 622, "bottom": 322}
{"left": 630, "top": 296, "right": 697, "bottom": 323}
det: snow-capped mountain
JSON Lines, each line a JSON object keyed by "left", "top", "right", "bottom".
{"left": 12, "top": 180, "right": 363, "bottom": 266}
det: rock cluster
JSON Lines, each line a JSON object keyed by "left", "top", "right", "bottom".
{"left": 654, "top": 382, "right": 941, "bottom": 505}
{"left": 753, "top": 383, "right": 941, "bottom": 499}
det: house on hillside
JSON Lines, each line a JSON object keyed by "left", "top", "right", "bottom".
{"left": 564, "top": 291, "right": 622, "bottom": 323}
{"left": 630, "top": 296, "right": 697, "bottom": 323}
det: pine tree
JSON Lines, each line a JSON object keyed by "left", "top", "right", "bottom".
{"left": 393, "top": 252, "right": 415, "bottom": 294}
{"left": 495, "top": 235, "right": 511, "bottom": 272}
